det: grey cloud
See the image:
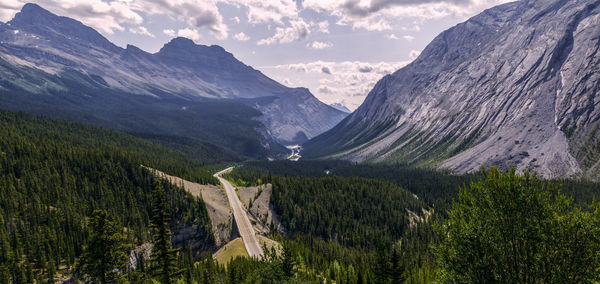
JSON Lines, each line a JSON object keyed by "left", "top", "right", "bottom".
{"left": 358, "top": 65, "right": 373, "bottom": 73}
{"left": 342, "top": 0, "right": 474, "bottom": 17}
{"left": 318, "top": 86, "right": 333, "bottom": 93}
{"left": 321, "top": 66, "right": 332, "bottom": 74}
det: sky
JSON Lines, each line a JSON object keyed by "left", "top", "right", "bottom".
{"left": 0, "top": 0, "right": 513, "bottom": 110}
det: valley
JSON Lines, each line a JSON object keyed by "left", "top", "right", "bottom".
{"left": 1, "top": 0, "right": 600, "bottom": 283}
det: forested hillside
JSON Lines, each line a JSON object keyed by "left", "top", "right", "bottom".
{"left": 0, "top": 110, "right": 215, "bottom": 282}
{"left": 225, "top": 160, "right": 600, "bottom": 282}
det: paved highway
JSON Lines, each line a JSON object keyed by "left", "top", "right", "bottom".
{"left": 214, "top": 168, "right": 264, "bottom": 259}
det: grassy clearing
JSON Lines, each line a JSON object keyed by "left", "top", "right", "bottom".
{"left": 214, "top": 238, "right": 249, "bottom": 265}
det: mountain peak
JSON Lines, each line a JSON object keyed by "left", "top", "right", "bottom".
{"left": 164, "top": 37, "right": 196, "bottom": 48}
{"left": 160, "top": 37, "right": 227, "bottom": 53}
{"left": 20, "top": 3, "right": 49, "bottom": 15}
{"left": 9, "top": 3, "right": 117, "bottom": 51}
{"left": 12, "top": 3, "right": 59, "bottom": 24}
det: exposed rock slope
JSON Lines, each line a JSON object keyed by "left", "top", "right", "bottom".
{"left": 304, "top": 0, "right": 600, "bottom": 179}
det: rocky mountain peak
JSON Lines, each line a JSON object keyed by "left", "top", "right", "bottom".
{"left": 157, "top": 37, "right": 238, "bottom": 70}
{"left": 9, "top": 3, "right": 117, "bottom": 51}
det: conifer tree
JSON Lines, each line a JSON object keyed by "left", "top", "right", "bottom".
{"left": 390, "top": 247, "right": 406, "bottom": 284}
{"left": 281, "top": 241, "right": 296, "bottom": 279}
{"left": 150, "top": 182, "right": 180, "bottom": 284}
{"left": 78, "top": 210, "right": 129, "bottom": 283}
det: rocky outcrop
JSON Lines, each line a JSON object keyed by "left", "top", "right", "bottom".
{"left": 304, "top": 0, "right": 600, "bottom": 179}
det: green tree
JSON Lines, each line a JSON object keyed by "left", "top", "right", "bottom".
{"left": 436, "top": 167, "right": 600, "bottom": 283}
{"left": 150, "top": 182, "right": 181, "bottom": 283}
{"left": 390, "top": 247, "right": 406, "bottom": 284}
{"left": 78, "top": 210, "right": 129, "bottom": 283}
{"left": 281, "top": 241, "right": 296, "bottom": 279}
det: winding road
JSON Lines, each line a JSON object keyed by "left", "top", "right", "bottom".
{"left": 214, "top": 168, "right": 264, "bottom": 259}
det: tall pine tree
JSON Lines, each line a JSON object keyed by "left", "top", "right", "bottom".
{"left": 78, "top": 210, "right": 129, "bottom": 283}
{"left": 150, "top": 182, "right": 181, "bottom": 283}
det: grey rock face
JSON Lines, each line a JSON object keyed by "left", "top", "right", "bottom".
{"left": 304, "top": 0, "right": 600, "bottom": 179}
{"left": 0, "top": 4, "right": 346, "bottom": 144}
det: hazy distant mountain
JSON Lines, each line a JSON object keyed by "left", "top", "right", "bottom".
{"left": 0, "top": 3, "right": 346, "bottom": 157}
{"left": 304, "top": 0, "right": 600, "bottom": 179}
{"left": 329, "top": 103, "right": 351, "bottom": 114}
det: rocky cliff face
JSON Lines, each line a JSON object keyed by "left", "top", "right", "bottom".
{"left": 304, "top": 0, "right": 600, "bottom": 179}
{"left": 0, "top": 3, "right": 346, "bottom": 145}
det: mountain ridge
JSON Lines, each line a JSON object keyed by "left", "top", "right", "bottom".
{"left": 304, "top": 0, "right": 600, "bottom": 179}
{"left": 0, "top": 3, "right": 346, "bottom": 147}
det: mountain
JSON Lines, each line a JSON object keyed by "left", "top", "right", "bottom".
{"left": 329, "top": 103, "right": 352, "bottom": 113}
{"left": 304, "top": 0, "right": 600, "bottom": 179}
{"left": 0, "top": 3, "right": 346, "bottom": 157}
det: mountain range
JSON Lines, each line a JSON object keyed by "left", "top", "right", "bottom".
{"left": 304, "top": 0, "right": 600, "bottom": 179}
{"left": 0, "top": 3, "right": 346, "bottom": 159}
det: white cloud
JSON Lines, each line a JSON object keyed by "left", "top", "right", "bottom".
{"left": 163, "top": 29, "right": 176, "bottom": 37}
{"left": 409, "top": 49, "right": 421, "bottom": 59}
{"left": 176, "top": 28, "right": 202, "bottom": 42}
{"left": 0, "top": 0, "right": 143, "bottom": 34}
{"left": 0, "top": 0, "right": 228, "bottom": 39}
{"left": 234, "top": 32, "right": 250, "bottom": 41}
{"left": 257, "top": 19, "right": 310, "bottom": 45}
{"left": 129, "top": 26, "right": 154, "bottom": 37}
{"left": 302, "top": 0, "right": 513, "bottom": 32}
{"left": 388, "top": 33, "right": 399, "bottom": 39}
{"left": 232, "top": 16, "right": 240, "bottom": 24}
{"left": 403, "top": 35, "right": 415, "bottom": 41}
{"left": 317, "top": 20, "right": 329, "bottom": 33}
{"left": 131, "top": 0, "right": 228, "bottom": 39}
{"left": 260, "top": 60, "right": 410, "bottom": 110}
{"left": 226, "top": 0, "right": 298, "bottom": 25}
{"left": 163, "top": 28, "right": 202, "bottom": 42}
{"left": 308, "top": 41, "right": 333, "bottom": 50}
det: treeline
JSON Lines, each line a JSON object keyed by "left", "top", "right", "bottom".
{"left": 0, "top": 110, "right": 215, "bottom": 282}
{"left": 225, "top": 160, "right": 476, "bottom": 214}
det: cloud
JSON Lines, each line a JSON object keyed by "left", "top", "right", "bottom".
{"left": 409, "top": 49, "right": 421, "bottom": 59}
{"left": 230, "top": 0, "right": 298, "bottom": 25}
{"left": 317, "top": 20, "right": 329, "bottom": 33}
{"left": 163, "top": 28, "right": 202, "bottom": 42}
{"left": 163, "top": 29, "right": 176, "bottom": 37}
{"left": 403, "top": 35, "right": 415, "bottom": 41}
{"left": 0, "top": 0, "right": 229, "bottom": 39}
{"left": 308, "top": 41, "right": 333, "bottom": 50}
{"left": 232, "top": 16, "right": 240, "bottom": 24}
{"left": 303, "top": 0, "right": 513, "bottom": 32}
{"left": 260, "top": 60, "right": 411, "bottom": 110}
{"left": 318, "top": 85, "right": 333, "bottom": 94}
{"left": 129, "top": 26, "right": 154, "bottom": 37}
{"left": 233, "top": 32, "right": 250, "bottom": 41}
{"left": 0, "top": 0, "right": 144, "bottom": 34}
{"left": 131, "top": 0, "right": 228, "bottom": 39}
{"left": 257, "top": 19, "right": 310, "bottom": 45}
{"left": 388, "top": 33, "right": 399, "bottom": 39}
{"left": 357, "top": 64, "right": 373, "bottom": 73}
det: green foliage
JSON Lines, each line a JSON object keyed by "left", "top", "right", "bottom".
{"left": 0, "top": 110, "right": 214, "bottom": 282}
{"left": 150, "top": 183, "right": 182, "bottom": 284}
{"left": 78, "top": 210, "right": 129, "bottom": 283}
{"left": 436, "top": 167, "right": 600, "bottom": 283}
{"left": 225, "top": 160, "right": 476, "bottom": 214}
{"left": 270, "top": 176, "right": 426, "bottom": 249}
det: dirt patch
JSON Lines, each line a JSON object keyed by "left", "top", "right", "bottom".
{"left": 237, "top": 184, "right": 285, "bottom": 235}
{"left": 145, "top": 167, "right": 232, "bottom": 247}
{"left": 258, "top": 235, "right": 282, "bottom": 257}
